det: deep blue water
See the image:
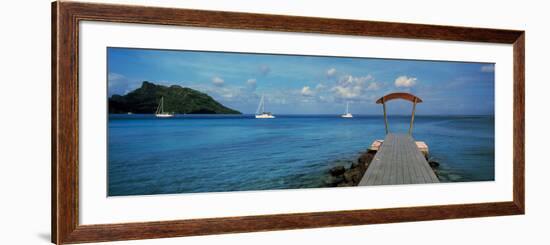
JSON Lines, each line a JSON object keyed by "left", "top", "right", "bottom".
{"left": 108, "top": 115, "right": 494, "bottom": 196}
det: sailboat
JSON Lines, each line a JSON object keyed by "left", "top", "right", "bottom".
{"left": 155, "top": 97, "right": 174, "bottom": 118}
{"left": 341, "top": 102, "right": 353, "bottom": 118}
{"left": 255, "top": 95, "right": 275, "bottom": 119}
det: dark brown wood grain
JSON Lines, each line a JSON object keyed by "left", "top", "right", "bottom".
{"left": 52, "top": 1, "right": 525, "bottom": 244}
{"left": 60, "top": 1, "right": 523, "bottom": 43}
{"left": 375, "top": 92, "right": 423, "bottom": 104}
{"left": 513, "top": 33, "right": 525, "bottom": 213}
{"left": 51, "top": 2, "right": 58, "bottom": 243}
{"left": 53, "top": 1, "right": 80, "bottom": 244}
{"left": 64, "top": 202, "right": 521, "bottom": 244}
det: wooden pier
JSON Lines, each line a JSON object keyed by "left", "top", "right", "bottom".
{"left": 359, "top": 133, "right": 439, "bottom": 185}
{"left": 358, "top": 92, "right": 439, "bottom": 186}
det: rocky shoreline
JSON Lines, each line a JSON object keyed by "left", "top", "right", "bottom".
{"left": 326, "top": 148, "right": 440, "bottom": 187}
{"left": 326, "top": 149, "right": 377, "bottom": 187}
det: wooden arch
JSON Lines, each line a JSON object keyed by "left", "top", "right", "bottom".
{"left": 376, "top": 92, "right": 423, "bottom": 104}
{"left": 375, "top": 92, "right": 423, "bottom": 135}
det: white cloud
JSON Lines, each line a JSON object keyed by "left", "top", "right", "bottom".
{"left": 107, "top": 73, "right": 143, "bottom": 96}
{"left": 315, "top": 83, "right": 326, "bottom": 91}
{"left": 246, "top": 78, "right": 256, "bottom": 85}
{"left": 259, "top": 65, "right": 271, "bottom": 76}
{"left": 212, "top": 76, "right": 224, "bottom": 86}
{"left": 194, "top": 84, "right": 258, "bottom": 104}
{"left": 317, "top": 95, "right": 333, "bottom": 103}
{"left": 394, "top": 76, "right": 417, "bottom": 87}
{"left": 246, "top": 78, "right": 257, "bottom": 90}
{"left": 331, "top": 75, "right": 374, "bottom": 99}
{"left": 301, "top": 86, "right": 315, "bottom": 97}
{"left": 108, "top": 72, "right": 125, "bottom": 81}
{"left": 326, "top": 68, "right": 337, "bottom": 77}
{"left": 332, "top": 86, "right": 362, "bottom": 99}
{"left": 481, "top": 64, "right": 495, "bottom": 72}
{"left": 366, "top": 82, "right": 380, "bottom": 91}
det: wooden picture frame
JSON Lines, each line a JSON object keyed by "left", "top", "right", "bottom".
{"left": 52, "top": 1, "right": 525, "bottom": 244}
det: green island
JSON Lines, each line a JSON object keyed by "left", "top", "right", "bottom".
{"left": 109, "top": 81, "right": 241, "bottom": 114}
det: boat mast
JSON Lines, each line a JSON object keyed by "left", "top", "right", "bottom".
{"left": 256, "top": 95, "right": 264, "bottom": 114}
{"left": 346, "top": 102, "right": 349, "bottom": 114}
{"left": 262, "top": 95, "right": 265, "bottom": 113}
{"left": 156, "top": 97, "right": 164, "bottom": 114}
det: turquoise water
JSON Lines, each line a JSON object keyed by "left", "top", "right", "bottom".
{"left": 108, "top": 115, "right": 494, "bottom": 196}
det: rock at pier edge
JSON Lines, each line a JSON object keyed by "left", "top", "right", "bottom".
{"left": 327, "top": 149, "right": 377, "bottom": 187}
{"left": 326, "top": 139, "right": 440, "bottom": 187}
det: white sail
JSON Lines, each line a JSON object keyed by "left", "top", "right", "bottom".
{"left": 255, "top": 94, "right": 275, "bottom": 119}
{"left": 256, "top": 95, "right": 264, "bottom": 115}
{"left": 155, "top": 97, "right": 163, "bottom": 114}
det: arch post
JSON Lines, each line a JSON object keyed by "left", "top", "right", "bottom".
{"left": 376, "top": 92, "right": 422, "bottom": 136}
{"left": 382, "top": 98, "right": 389, "bottom": 135}
{"left": 408, "top": 98, "right": 417, "bottom": 135}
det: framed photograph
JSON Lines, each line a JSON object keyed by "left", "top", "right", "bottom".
{"left": 52, "top": 1, "right": 524, "bottom": 244}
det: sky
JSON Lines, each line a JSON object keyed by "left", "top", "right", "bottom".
{"left": 107, "top": 47, "right": 495, "bottom": 115}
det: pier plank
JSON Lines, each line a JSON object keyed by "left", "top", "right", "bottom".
{"left": 359, "top": 133, "right": 439, "bottom": 186}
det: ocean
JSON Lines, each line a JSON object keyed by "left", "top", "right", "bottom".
{"left": 108, "top": 115, "right": 494, "bottom": 196}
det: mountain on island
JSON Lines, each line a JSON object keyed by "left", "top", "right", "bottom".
{"left": 109, "top": 81, "right": 241, "bottom": 114}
